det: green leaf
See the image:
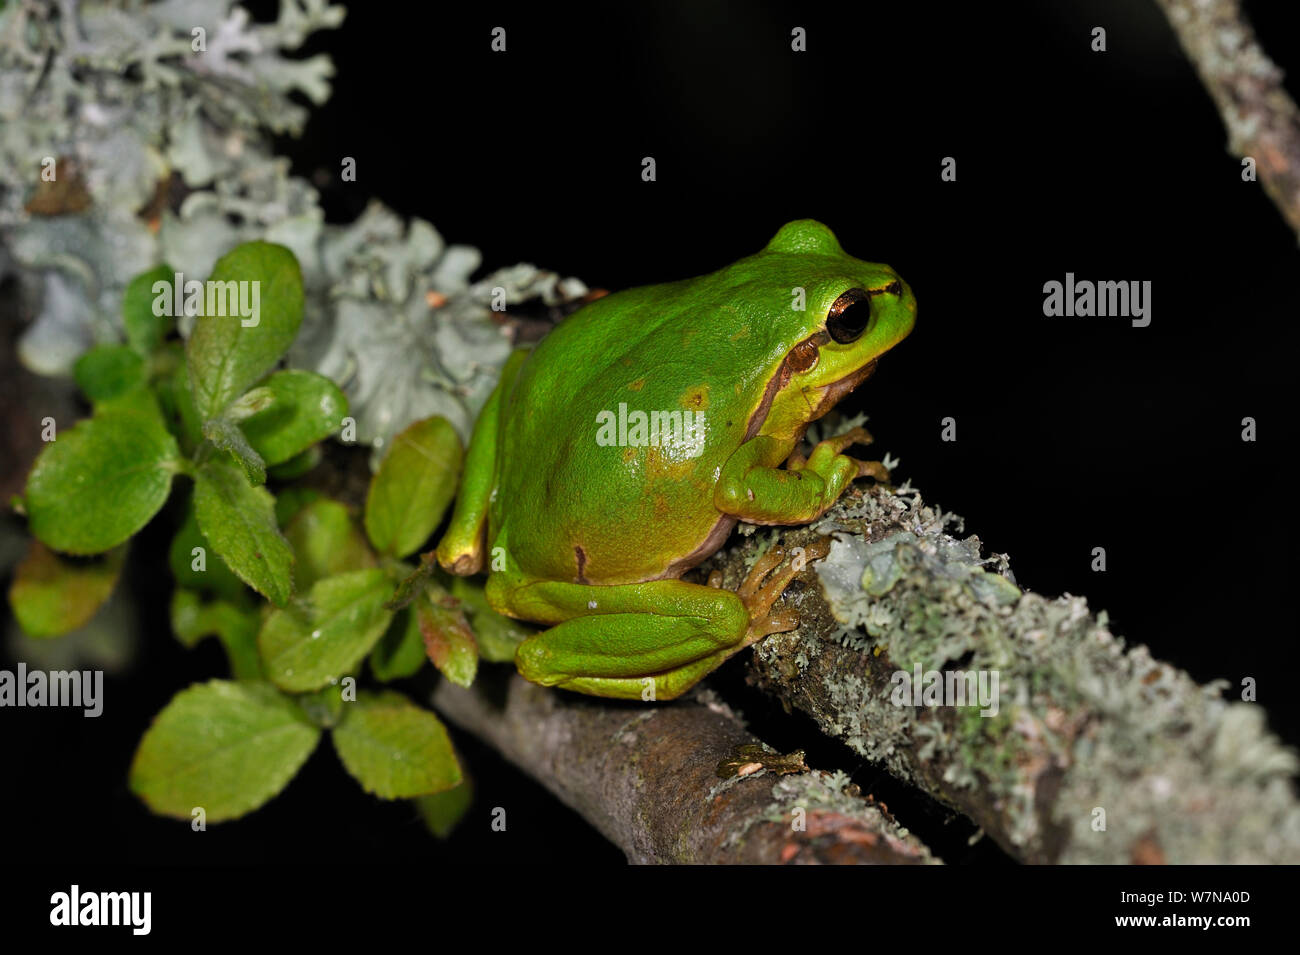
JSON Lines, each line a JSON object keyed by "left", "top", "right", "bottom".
{"left": 170, "top": 589, "right": 221, "bottom": 648}
{"left": 331, "top": 690, "right": 461, "bottom": 799}
{"left": 370, "top": 608, "right": 426, "bottom": 682}
{"left": 170, "top": 590, "right": 264, "bottom": 680}
{"left": 415, "top": 586, "right": 478, "bottom": 687}
{"left": 274, "top": 486, "right": 321, "bottom": 527}
{"left": 9, "top": 540, "right": 126, "bottom": 638}
{"left": 414, "top": 778, "right": 473, "bottom": 839}
{"left": 259, "top": 568, "right": 393, "bottom": 692}
{"left": 223, "top": 386, "right": 276, "bottom": 422}
{"left": 202, "top": 417, "right": 267, "bottom": 486}
{"left": 364, "top": 416, "right": 462, "bottom": 558}
{"left": 73, "top": 345, "right": 146, "bottom": 403}
{"left": 451, "top": 576, "right": 530, "bottom": 663}
{"left": 296, "top": 685, "right": 345, "bottom": 729}
{"left": 123, "top": 264, "right": 175, "bottom": 356}
{"left": 25, "top": 399, "right": 181, "bottom": 555}
{"left": 129, "top": 680, "right": 320, "bottom": 823}
{"left": 193, "top": 458, "right": 294, "bottom": 606}
{"left": 266, "top": 446, "right": 322, "bottom": 481}
{"left": 168, "top": 497, "right": 246, "bottom": 600}
{"left": 166, "top": 361, "right": 205, "bottom": 450}
{"left": 238, "top": 370, "right": 348, "bottom": 466}
{"left": 283, "top": 498, "right": 376, "bottom": 591}
{"left": 186, "top": 241, "right": 304, "bottom": 420}
{"left": 98, "top": 384, "right": 170, "bottom": 419}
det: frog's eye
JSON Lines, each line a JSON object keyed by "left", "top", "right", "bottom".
{"left": 826, "top": 288, "right": 873, "bottom": 344}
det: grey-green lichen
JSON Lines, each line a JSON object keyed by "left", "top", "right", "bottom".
{"left": 2, "top": 0, "right": 586, "bottom": 462}
{"left": 740, "top": 481, "right": 1300, "bottom": 863}
{"left": 2, "top": 0, "right": 345, "bottom": 371}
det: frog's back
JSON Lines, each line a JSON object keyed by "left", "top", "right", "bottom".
{"left": 489, "top": 280, "right": 779, "bottom": 586}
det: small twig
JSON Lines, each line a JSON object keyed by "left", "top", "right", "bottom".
{"left": 1155, "top": 0, "right": 1300, "bottom": 240}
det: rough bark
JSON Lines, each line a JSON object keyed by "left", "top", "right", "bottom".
{"left": 433, "top": 671, "right": 936, "bottom": 865}
{"left": 716, "top": 483, "right": 1300, "bottom": 864}
{"left": 1155, "top": 0, "right": 1300, "bottom": 241}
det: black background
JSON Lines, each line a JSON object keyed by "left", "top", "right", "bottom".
{"left": 5, "top": 0, "right": 1299, "bottom": 871}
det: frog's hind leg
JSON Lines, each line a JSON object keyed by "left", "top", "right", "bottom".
{"left": 559, "top": 652, "right": 739, "bottom": 700}
{"left": 436, "top": 348, "right": 528, "bottom": 576}
{"left": 501, "top": 538, "right": 830, "bottom": 701}
{"left": 500, "top": 577, "right": 751, "bottom": 701}
{"left": 545, "top": 541, "right": 831, "bottom": 700}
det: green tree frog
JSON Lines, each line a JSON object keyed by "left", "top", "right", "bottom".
{"left": 436, "top": 220, "right": 915, "bottom": 700}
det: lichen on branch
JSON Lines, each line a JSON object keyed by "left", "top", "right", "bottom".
{"left": 1155, "top": 0, "right": 1300, "bottom": 242}
{"left": 720, "top": 482, "right": 1300, "bottom": 864}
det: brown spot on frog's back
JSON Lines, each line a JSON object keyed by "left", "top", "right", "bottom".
{"left": 680, "top": 384, "right": 709, "bottom": 411}
{"left": 627, "top": 377, "right": 647, "bottom": 392}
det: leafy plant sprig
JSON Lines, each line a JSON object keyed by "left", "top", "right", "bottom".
{"left": 8, "top": 242, "right": 526, "bottom": 828}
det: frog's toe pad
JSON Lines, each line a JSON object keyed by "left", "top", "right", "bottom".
{"left": 744, "top": 607, "right": 800, "bottom": 647}
{"left": 515, "top": 640, "right": 566, "bottom": 686}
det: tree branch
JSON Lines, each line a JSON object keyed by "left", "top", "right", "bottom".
{"left": 719, "top": 483, "right": 1300, "bottom": 864}
{"left": 1155, "top": 0, "right": 1300, "bottom": 241}
{"left": 434, "top": 479, "right": 1300, "bottom": 864}
{"left": 433, "top": 672, "right": 935, "bottom": 864}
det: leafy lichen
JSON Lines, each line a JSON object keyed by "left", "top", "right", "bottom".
{"left": 1, "top": 1, "right": 586, "bottom": 463}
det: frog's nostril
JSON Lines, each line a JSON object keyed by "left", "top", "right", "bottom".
{"left": 885, "top": 280, "right": 902, "bottom": 297}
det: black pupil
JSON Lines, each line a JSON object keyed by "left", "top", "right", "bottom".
{"left": 828, "top": 290, "right": 872, "bottom": 343}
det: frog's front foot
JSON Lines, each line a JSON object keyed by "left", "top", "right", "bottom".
{"left": 789, "top": 426, "right": 890, "bottom": 483}
{"left": 714, "top": 538, "right": 831, "bottom": 646}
